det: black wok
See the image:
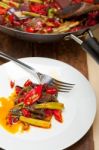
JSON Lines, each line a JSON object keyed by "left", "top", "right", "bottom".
{"left": 0, "top": 23, "right": 99, "bottom": 63}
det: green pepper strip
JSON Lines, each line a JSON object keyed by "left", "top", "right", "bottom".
{"left": 48, "top": 8, "right": 56, "bottom": 18}
{"left": 28, "top": 0, "right": 43, "bottom": 4}
{"left": 34, "top": 102, "right": 64, "bottom": 110}
{"left": 53, "top": 21, "right": 79, "bottom": 33}
{"left": 22, "top": 11, "right": 47, "bottom": 18}
{"left": 20, "top": 116, "right": 51, "bottom": 128}
{"left": 0, "top": 1, "right": 9, "bottom": 9}
{"left": 2, "top": 0, "right": 20, "bottom": 8}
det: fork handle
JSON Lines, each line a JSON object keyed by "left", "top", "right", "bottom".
{"left": 0, "top": 51, "right": 40, "bottom": 82}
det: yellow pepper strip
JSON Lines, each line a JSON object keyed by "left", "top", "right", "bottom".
{"left": 0, "top": 1, "right": 9, "bottom": 9}
{"left": 34, "top": 102, "right": 64, "bottom": 110}
{"left": 20, "top": 116, "right": 51, "bottom": 128}
{"left": 22, "top": 11, "right": 47, "bottom": 18}
{"left": 53, "top": 21, "right": 79, "bottom": 33}
{"left": 22, "top": 11, "right": 40, "bottom": 17}
{"left": 2, "top": 0, "right": 20, "bottom": 8}
{"left": 28, "top": 0, "right": 43, "bottom": 3}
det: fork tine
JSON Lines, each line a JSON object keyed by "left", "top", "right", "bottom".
{"left": 54, "top": 80, "right": 74, "bottom": 92}
{"left": 53, "top": 82, "right": 74, "bottom": 88}
{"left": 54, "top": 79, "right": 75, "bottom": 86}
{"left": 58, "top": 87, "right": 72, "bottom": 91}
{"left": 52, "top": 79, "right": 74, "bottom": 93}
{"left": 58, "top": 89, "right": 71, "bottom": 92}
{"left": 58, "top": 90, "right": 70, "bottom": 92}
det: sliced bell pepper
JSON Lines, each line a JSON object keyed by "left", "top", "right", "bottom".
{"left": 28, "top": 0, "right": 43, "bottom": 3}
{"left": 2, "top": 0, "right": 20, "bottom": 8}
{"left": 0, "top": 1, "right": 9, "bottom": 9}
{"left": 53, "top": 110, "right": 63, "bottom": 123}
{"left": 46, "top": 87, "right": 57, "bottom": 94}
{"left": 34, "top": 102, "right": 64, "bottom": 110}
{"left": 22, "top": 11, "right": 47, "bottom": 18}
{"left": 30, "top": 3, "right": 47, "bottom": 15}
{"left": 24, "top": 85, "right": 43, "bottom": 105}
{"left": 0, "top": 6, "right": 7, "bottom": 15}
{"left": 45, "top": 109, "right": 53, "bottom": 121}
{"left": 24, "top": 94, "right": 40, "bottom": 105}
{"left": 24, "top": 79, "right": 33, "bottom": 87}
{"left": 20, "top": 116, "right": 51, "bottom": 128}
{"left": 10, "top": 80, "right": 15, "bottom": 88}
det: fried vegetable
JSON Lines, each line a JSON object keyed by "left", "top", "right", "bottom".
{"left": 28, "top": 0, "right": 43, "bottom": 3}
{"left": 22, "top": 11, "right": 46, "bottom": 18}
{"left": 34, "top": 102, "right": 64, "bottom": 110}
{"left": 20, "top": 116, "right": 51, "bottom": 128}
{"left": 5, "top": 79, "right": 64, "bottom": 131}
{"left": 53, "top": 21, "right": 80, "bottom": 33}
{"left": 2, "top": 0, "right": 20, "bottom": 8}
{"left": 48, "top": 8, "right": 55, "bottom": 18}
{"left": 53, "top": 110, "right": 63, "bottom": 123}
{"left": 0, "top": 1, "right": 9, "bottom": 9}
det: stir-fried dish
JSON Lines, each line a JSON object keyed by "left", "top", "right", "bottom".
{"left": 0, "top": 79, "right": 64, "bottom": 133}
{"left": 0, "top": 0, "right": 99, "bottom": 33}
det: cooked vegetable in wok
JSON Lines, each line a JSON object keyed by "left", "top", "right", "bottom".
{"left": 0, "top": 79, "right": 64, "bottom": 133}
{"left": 0, "top": 0, "right": 99, "bottom": 33}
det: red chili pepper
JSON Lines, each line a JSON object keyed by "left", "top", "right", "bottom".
{"left": 13, "top": 20, "right": 21, "bottom": 26}
{"left": 24, "top": 79, "right": 33, "bottom": 87}
{"left": 24, "top": 94, "right": 39, "bottom": 105}
{"left": 24, "top": 88, "right": 36, "bottom": 100}
{"left": 46, "top": 26, "right": 53, "bottom": 33}
{"left": 54, "top": 20, "right": 61, "bottom": 27}
{"left": 22, "top": 108, "right": 31, "bottom": 117}
{"left": 15, "top": 86, "right": 22, "bottom": 94}
{"left": 53, "top": 110, "right": 63, "bottom": 123}
{"left": 10, "top": 80, "right": 15, "bottom": 88}
{"left": 13, "top": 117, "right": 19, "bottom": 123}
{"left": 69, "top": 26, "right": 83, "bottom": 32}
{"left": 46, "top": 87, "right": 57, "bottom": 94}
{"left": 24, "top": 98, "right": 32, "bottom": 105}
{"left": 18, "top": 97, "right": 24, "bottom": 103}
{"left": 8, "top": 14, "right": 21, "bottom": 26}
{"left": 8, "top": 14, "right": 14, "bottom": 23}
{"left": 45, "top": 109, "right": 53, "bottom": 121}
{"left": 35, "top": 85, "right": 43, "bottom": 96}
{"left": 7, "top": 114, "right": 13, "bottom": 125}
{"left": 23, "top": 85, "right": 43, "bottom": 105}
{"left": 26, "top": 26, "right": 36, "bottom": 33}
{"left": 45, "top": 109, "right": 53, "bottom": 117}
{"left": 0, "top": 7, "right": 7, "bottom": 15}
{"left": 9, "top": 1, "right": 18, "bottom": 7}
{"left": 30, "top": 4, "right": 47, "bottom": 15}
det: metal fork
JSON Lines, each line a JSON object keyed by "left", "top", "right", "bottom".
{"left": 0, "top": 51, "right": 75, "bottom": 92}
{"left": 37, "top": 72, "right": 74, "bottom": 92}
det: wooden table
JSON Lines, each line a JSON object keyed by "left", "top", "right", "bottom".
{"left": 0, "top": 32, "right": 94, "bottom": 150}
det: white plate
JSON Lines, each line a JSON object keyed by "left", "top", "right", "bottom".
{"left": 0, "top": 57, "right": 96, "bottom": 150}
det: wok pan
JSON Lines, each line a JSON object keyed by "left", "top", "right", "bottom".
{"left": 0, "top": 21, "right": 99, "bottom": 63}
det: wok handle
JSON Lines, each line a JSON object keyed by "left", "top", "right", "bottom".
{"left": 81, "top": 37, "right": 99, "bottom": 63}
{"left": 70, "top": 29, "right": 99, "bottom": 63}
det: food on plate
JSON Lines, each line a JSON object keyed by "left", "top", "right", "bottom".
{"left": 0, "top": 79, "right": 64, "bottom": 133}
{"left": 0, "top": 0, "right": 98, "bottom": 33}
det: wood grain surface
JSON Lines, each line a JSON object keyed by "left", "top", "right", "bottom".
{"left": 0, "top": 32, "right": 94, "bottom": 150}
